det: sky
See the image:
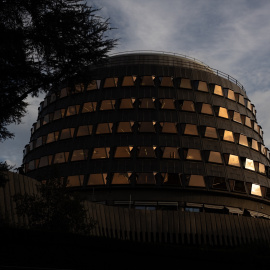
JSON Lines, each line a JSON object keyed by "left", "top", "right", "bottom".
{"left": 1, "top": 0, "right": 270, "bottom": 169}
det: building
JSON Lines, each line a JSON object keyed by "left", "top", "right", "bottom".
{"left": 20, "top": 51, "right": 270, "bottom": 245}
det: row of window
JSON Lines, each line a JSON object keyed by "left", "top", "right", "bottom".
{"left": 24, "top": 148, "right": 267, "bottom": 175}
{"left": 40, "top": 77, "right": 255, "bottom": 116}
{"left": 52, "top": 173, "right": 265, "bottom": 198}
{"left": 32, "top": 99, "right": 262, "bottom": 138}
{"left": 24, "top": 122, "right": 267, "bottom": 158}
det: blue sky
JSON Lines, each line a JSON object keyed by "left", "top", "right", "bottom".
{"left": 1, "top": 0, "right": 270, "bottom": 169}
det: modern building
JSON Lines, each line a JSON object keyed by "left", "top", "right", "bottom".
{"left": 20, "top": 51, "right": 270, "bottom": 245}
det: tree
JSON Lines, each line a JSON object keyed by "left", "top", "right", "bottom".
{"left": 13, "top": 177, "right": 96, "bottom": 234}
{"left": 0, "top": 0, "right": 117, "bottom": 141}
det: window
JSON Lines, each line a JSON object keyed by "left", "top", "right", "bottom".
{"left": 54, "top": 152, "right": 69, "bottom": 163}
{"left": 185, "top": 149, "right": 202, "bottom": 160}
{"left": 53, "top": 109, "right": 65, "bottom": 120}
{"left": 245, "top": 158, "right": 255, "bottom": 171}
{"left": 210, "top": 177, "right": 227, "bottom": 190}
{"left": 160, "top": 76, "right": 174, "bottom": 87}
{"left": 87, "top": 80, "right": 100, "bottom": 90}
{"left": 39, "top": 156, "right": 53, "bottom": 168}
{"left": 103, "top": 77, "right": 118, "bottom": 88}
{"left": 119, "top": 98, "right": 135, "bottom": 109}
{"left": 188, "top": 175, "right": 205, "bottom": 187}
{"left": 43, "top": 114, "right": 53, "bottom": 125}
{"left": 228, "top": 154, "right": 240, "bottom": 167}
{"left": 259, "top": 163, "right": 266, "bottom": 174}
{"left": 111, "top": 173, "right": 131, "bottom": 184}
{"left": 247, "top": 100, "right": 252, "bottom": 111}
{"left": 141, "top": 75, "right": 155, "bottom": 86}
{"left": 251, "top": 139, "right": 259, "bottom": 151}
{"left": 137, "top": 146, "right": 156, "bottom": 158}
{"left": 238, "top": 94, "right": 245, "bottom": 105}
{"left": 180, "top": 78, "right": 192, "bottom": 89}
{"left": 35, "top": 137, "right": 43, "bottom": 148}
{"left": 230, "top": 180, "right": 246, "bottom": 193}
{"left": 160, "top": 99, "right": 175, "bottom": 109}
{"left": 162, "top": 173, "right": 181, "bottom": 185}
{"left": 92, "top": 148, "right": 110, "bottom": 159}
{"left": 161, "top": 147, "right": 179, "bottom": 159}
{"left": 227, "top": 89, "right": 235, "bottom": 100}
{"left": 67, "top": 175, "right": 84, "bottom": 186}
{"left": 114, "top": 146, "right": 132, "bottom": 158}
{"left": 197, "top": 81, "right": 208, "bottom": 92}
{"left": 136, "top": 173, "right": 156, "bottom": 184}
{"left": 66, "top": 105, "right": 80, "bottom": 116}
{"left": 77, "top": 125, "right": 93, "bottom": 136}
{"left": 254, "top": 122, "right": 259, "bottom": 133}
{"left": 208, "top": 151, "right": 222, "bottom": 164}
{"left": 60, "top": 88, "right": 69, "bottom": 98}
{"left": 205, "top": 127, "right": 217, "bottom": 139}
{"left": 238, "top": 134, "right": 248, "bottom": 147}
{"left": 82, "top": 102, "right": 97, "bottom": 113}
{"left": 96, "top": 123, "right": 113, "bottom": 134}
{"left": 233, "top": 112, "right": 242, "bottom": 123}
{"left": 122, "top": 76, "right": 136, "bottom": 86}
{"left": 71, "top": 149, "right": 88, "bottom": 161}
{"left": 201, "top": 103, "right": 213, "bottom": 115}
{"left": 223, "top": 130, "right": 234, "bottom": 142}
{"left": 218, "top": 107, "right": 229, "bottom": 118}
{"left": 184, "top": 124, "right": 198, "bottom": 136}
{"left": 100, "top": 100, "right": 116, "bottom": 110}
{"left": 88, "top": 173, "right": 107, "bottom": 185}
{"left": 46, "top": 132, "right": 59, "bottom": 143}
{"left": 213, "top": 85, "right": 223, "bottom": 96}
{"left": 160, "top": 122, "right": 178, "bottom": 134}
{"left": 181, "top": 100, "right": 195, "bottom": 112}
{"left": 138, "top": 122, "right": 156, "bottom": 133}
{"left": 117, "top": 122, "right": 133, "bottom": 133}
{"left": 75, "top": 84, "right": 84, "bottom": 93}
{"left": 251, "top": 184, "right": 262, "bottom": 196}
{"left": 139, "top": 98, "right": 155, "bottom": 109}
{"left": 245, "top": 116, "right": 252, "bottom": 128}
{"left": 60, "top": 128, "right": 75, "bottom": 140}
{"left": 50, "top": 93, "right": 56, "bottom": 103}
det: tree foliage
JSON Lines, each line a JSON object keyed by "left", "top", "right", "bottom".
{"left": 13, "top": 177, "right": 95, "bottom": 234}
{"left": 0, "top": 0, "right": 117, "bottom": 141}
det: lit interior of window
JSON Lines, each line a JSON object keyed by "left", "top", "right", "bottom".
{"left": 223, "top": 130, "right": 234, "bottom": 142}
{"left": 161, "top": 122, "right": 178, "bottom": 133}
{"left": 160, "top": 76, "right": 174, "bottom": 87}
{"left": 71, "top": 149, "right": 88, "bottom": 161}
{"left": 184, "top": 124, "right": 198, "bottom": 136}
{"left": 218, "top": 107, "right": 229, "bottom": 118}
{"left": 233, "top": 112, "right": 242, "bottom": 123}
{"left": 259, "top": 163, "right": 266, "bottom": 174}
{"left": 251, "top": 184, "right": 262, "bottom": 196}
{"left": 103, "top": 77, "right": 118, "bottom": 88}
{"left": 160, "top": 99, "right": 175, "bottom": 109}
{"left": 82, "top": 102, "right": 97, "bottom": 113}
{"left": 238, "top": 95, "right": 245, "bottom": 105}
{"left": 181, "top": 100, "right": 195, "bottom": 111}
{"left": 53, "top": 109, "right": 65, "bottom": 120}
{"left": 88, "top": 173, "right": 107, "bottom": 185}
{"left": 245, "top": 117, "right": 252, "bottom": 128}
{"left": 77, "top": 125, "right": 92, "bottom": 136}
{"left": 39, "top": 156, "right": 52, "bottom": 168}
{"left": 111, "top": 173, "right": 131, "bottom": 184}
{"left": 208, "top": 151, "right": 222, "bottom": 163}
{"left": 117, "top": 122, "right": 133, "bottom": 133}
{"left": 137, "top": 146, "right": 156, "bottom": 158}
{"left": 136, "top": 173, "right": 156, "bottom": 184}
{"left": 197, "top": 81, "right": 208, "bottom": 92}
{"left": 227, "top": 89, "right": 235, "bottom": 100}
{"left": 87, "top": 80, "right": 99, "bottom": 90}
{"left": 66, "top": 105, "right": 80, "bottom": 116}
{"left": 245, "top": 158, "right": 255, "bottom": 171}
{"left": 247, "top": 100, "right": 252, "bottom": 110}
{"left": 139, "top": 122, "right": 155, "bottom": 132}
{"left": 119, "top": 98, "right": 134, "bottom": 109}
{"left": 114, "top": 146, "right": 132, "bottom": 158}
{"left": 96, "top": 123, "right": 113, "bottom": 134}
{"left": 205, "top": 127, "right": 217, "bottom": 138}
{"left": 180, "top": 78, "right": 192, "bottom": 89}
{"left": 188, "top": 175, "right": 205, "bottom": 187}
{"left": 60, "top": 128, "right": 75, "bottom": 140}
{"left": 100, "top": 100, "right": 116, "bottom": 110}
{"left": 92, "top": 148, "right": 110, "bottom": 159}
{"left": 139, "top": 98, "right": 155, "bottom": 109}
{"left": 122, "top": 76, "right": 136, "bottom": 86}
{"left": 75, "top": 84, "right": 84, "bottom": 93}
{"left": 228, "top": 154, "right": 240, "bottom": 167}
{"left": 162, "top": 147, "right": 179, "bottom": 159}
{"left": 239, "top": 134, "right": 248, "bottom": 147}
{"left": 46, "top": 132, "right": 59, "bottom": 143}
{"left": 251, "top": 139, "right": 259, "bottom": 151}
{"left": 141, "top": 75, "right": 155, "bottom": 86}
{"left": 201, "top": 103, "right": 213, "bottom": 115}
{"left": 54, "top": 152, "right": 69, "bottom": 163}
{"left": 67, "top": 175, "right": 84, "bottom": 187}
{"left": 213, "top": 85, "right": 223, "bottom": 96}
{"left": 186, "top": 149, "right": 202, "bottom": 160}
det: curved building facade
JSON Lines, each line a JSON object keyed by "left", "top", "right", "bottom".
{"left": 22, "top": 52, "right": 270, "bottom": 220}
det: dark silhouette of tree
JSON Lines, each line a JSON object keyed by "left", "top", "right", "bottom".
{"left": 0, "top": 0, "right": 117, "bottom": 141}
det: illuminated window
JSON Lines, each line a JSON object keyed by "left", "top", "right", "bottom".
{"left": 160, "top": 99, "right": 175, "bottom": 109}
{"left": 119, "top": 98, "right": 135, "bottom": 109}
{"left": 233, "top": 112, "right": 242, "bottom": 123}
{"left": 160, "top": 76, "right": 174, "bottom": 87}
{"left": 141, "top": 75, "right": 155, "bottom": 86}
{"left": 114, "top": 146, "right": 132, "bottom": 158}
{"left": 60, "top": 128, "right": 75, "bottom": 140}
{"left": 138, "top": 122, "right": 156, "bottom": 133}
{"left": 201, "top": 103, "right": 213, "bottom": 115}
{"left": 245, "top": 158, "right": 255, "bottom": 171}
{"left": 139, "top": 98, "right": 155, "bottom": 109}
{"left": 75, "top": 84, "right": 84, "bottom": 93}
{"left": 188, "top": 175, "right": 205, "bottom": 187}
{"left": 122, "top": 76, "right": 136, "bottom": 86}
{"left": 117, "top": 122, "right": 133, "bottom": 133}
{"left": 77, "top": 125, "right": 93, "bottom": 136}
{"left": 66, "top": 105, "right": 80, "bottom": 116}
{"left": 238, "top": 134, "right": 248, "bottom": 147}
{"left": 223, "top": 130, "right": 234, "bottom": 142}
{"left": 71, "top": 149, "right": 88, "bottom": 161}
{"left": 180, "top": 78, "right": 192, "bottom": 89}
{"left": 53, "top": 109, "right": 65, "bottom": 120}
{"left": 213, "top": 85, "right": 223, "bottom": 96}
{"left": 82, "top": 102, "right": 97, "bottom": 113}
{"left": 160, "top": 122, "right": 178, "bottom": 134}
{"left": 60, "top": 88, "right": 69, "bottom": 98}
{"left": 87, "top": 80, "right": 99, "bottom": 90}
{"left": 39, "top": 155, "right": 53, "bottom": 168}
{"left": 181, "top": 100, "right": 195, "bottom": 112}
{"left": 247, "top": 100, "right": 252, "bottom": 110}
{"left": 136, "top": 173, "right": 156, "bottom": 184}
{"left": 96, "top": 123, "right": 113, "bottom": 134}
{"left": 54, "top": 152, "right": 69, "bottom": 163}
{"left": 67, "top": 175, "right": 84, "bottom": 187}
{"left": 238, "top": 94, "right": 245, "bottom": 105}
{"left": 259, "top": 163, "right": 266, "bottom": 174}
{"left": 205, "top": 127, "right": 217, "bottom": 139}
{"left": 88, "top": 173, "right": 107, "bottom": 185}
{"left": 112, "top": 173, "right": 131, "bottom": 184}
{"left": 162, "top": 173, "right": 181, "bottom": 185}
{"left": 92, "top": 148, "right": 110, "bottom": 159}
{"left": 227, "top": 89, "right": 235, "bottom": 100}
{"left": 184, "top": 124, "right": 198, "bottom": 136}
{"left": 251, "top": 139, "right": 259, "bottom": 151}
{"left": 100, "top": 100, "right": 116, "bottom": 110}
{"left": 253, "top": 122, "right": 259, "bottom": 133}
{"left": 251, "top": 184, "right": 262, "bottom": 196}
{"left": 261, "top": 145, "right": 266, "bottom": 155}
{"left": 46, "top": 132, "right": 59, "bottom": 143}
{"left": 137, "top": 146, "right": 156, "bottom": 158}
{"left": 208, "top": 151, "right": 222, "bottom": 164}
{"left": 162, "top": 147, "right": 179, "bottom": 159}
{"left": 218, "top": 107, "right": 229, "bottom": 118}
{"left": 185, "top": 149, "right": 202, "bottom": 160}
{"left": 103, "top": 77, "right": 118, "bottom": 88}
{"left": 197, "top": 81, "right": 208, "bottom": 92}
{"left": 228, "top": 154, "right": 240, "bottom": 167}
{"left": 245, "top": 116, "right": 252, "bottom": 128}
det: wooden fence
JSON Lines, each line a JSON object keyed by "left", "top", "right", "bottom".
{"left": 2, "top": 172, "right": 270, "bottom": 246}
